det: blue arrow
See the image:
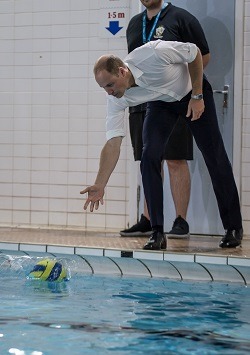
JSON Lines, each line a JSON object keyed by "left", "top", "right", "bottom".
{"left": 105, "top": 21, "right": 123, "bottom": 35}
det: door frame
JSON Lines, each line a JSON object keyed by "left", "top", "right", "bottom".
{"left": 233, "top": 0, "right": 244, "bottom": 192}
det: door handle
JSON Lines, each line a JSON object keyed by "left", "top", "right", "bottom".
{"left": 213, "top": 85, "right": 229, "bottom": 108}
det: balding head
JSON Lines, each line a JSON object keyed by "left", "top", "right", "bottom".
{"left": 94, "top": 55, "right": 126, "bottom": 77}
{"left": 94, "top": 54, "right": 134, "bottom": 99}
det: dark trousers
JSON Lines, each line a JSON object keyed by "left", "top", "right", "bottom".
{"left": 141, "top": 78, "right": 242, "bottom": 231}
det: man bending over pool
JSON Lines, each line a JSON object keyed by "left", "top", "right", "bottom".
{"left": 80, "top": 40, "right": 243, "bottom": 250}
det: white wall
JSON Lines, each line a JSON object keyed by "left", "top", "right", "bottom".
{"left": 0, "top": 0, "right": 249, "bottom": 235}
{"left": 0, "top": 0, "right": 131, "bottom": 231}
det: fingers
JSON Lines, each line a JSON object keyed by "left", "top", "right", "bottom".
{"left": 84, "top": 198, "right": 97, "bottom": 212}
{"left": 81, "top": 187, "right": 94, "bottom": 211}
{"left": 186, "top": 106, "right": 191, "bottom": 118}
{"left": 191, "top": 110, "right": 203, "bottom": 121}
{"left": 186, "top": 99, "right": 205, "bottom": 121}
{"left": 186, "top": 102, "right": 205, "bottom": 121}
{"left": 89, "top": 200, "right": 102, "bottom": 212}
{"left": 83, "top": 199, "right": 97, "bottom": 212}
{"left": 83, "top": 199, "right": 90, "bottom": 211}
{"left": 80, "top": 187, "right": 89, "bottom": 195}
{"left": 81, "top": 185, "right": 104, "bottom": 212}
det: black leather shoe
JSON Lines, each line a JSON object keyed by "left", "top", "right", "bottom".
{"left": 143, "top": 231, "right": 166, "bottom": 250}
{"left": 219, "top": 228, "right": 243, "bottom": 248}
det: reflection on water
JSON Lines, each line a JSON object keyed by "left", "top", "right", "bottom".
{"left": 26, "top": 278, "right": 70, "bottom": 294}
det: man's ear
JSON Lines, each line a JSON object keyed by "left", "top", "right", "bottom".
{"left": 119, "top": 67, "right": 127, "bottom": 77}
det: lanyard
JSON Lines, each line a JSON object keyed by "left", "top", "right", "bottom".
{"left": 142, "top": 3, "right": 168, "bottom": 44}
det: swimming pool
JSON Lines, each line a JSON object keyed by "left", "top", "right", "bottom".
{"left": 0, "top": 254, "right": 250, "bottom": 354}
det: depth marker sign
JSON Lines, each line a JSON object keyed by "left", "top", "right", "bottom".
{"left": 100, "top": 0, "right": 130, "bottom": 38}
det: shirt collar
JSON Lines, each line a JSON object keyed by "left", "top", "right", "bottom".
{"left": 125, "top": 62, "right": 143, "bottom": 85}
{"left": 160, "top": 2, "right": 171, "bottom": 19}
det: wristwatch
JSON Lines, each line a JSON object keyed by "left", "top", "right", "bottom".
{"left": 191, "top": 94, "right": 203, "bottom": 100}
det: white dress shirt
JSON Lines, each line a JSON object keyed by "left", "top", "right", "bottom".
{"left": 106, "top": 40, "right": 198, "bottom": 141}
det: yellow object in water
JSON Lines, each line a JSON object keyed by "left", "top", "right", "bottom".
{"left": 28, "top": 259, "right": 67, "bottom": 282}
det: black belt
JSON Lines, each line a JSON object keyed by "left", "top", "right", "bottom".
{"left": 129, "top": 103, "right": 147, "bottom": 113}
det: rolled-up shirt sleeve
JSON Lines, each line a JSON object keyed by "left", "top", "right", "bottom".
{"left": 106, "top": 95, "right": 128, "bottom": 141}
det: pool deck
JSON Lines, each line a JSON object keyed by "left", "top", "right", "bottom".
{"left": 1, "top": 226, "right": 250, "bottom": 284}
{"left": 0, "top": 226, "right": 249, "bottom": 258}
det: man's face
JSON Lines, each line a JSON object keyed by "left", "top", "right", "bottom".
{"left": 140, "top": 0, "right": 162, "bottom": 10}
{"left": 95, "top": 68, "right": 128, "bottom": 99}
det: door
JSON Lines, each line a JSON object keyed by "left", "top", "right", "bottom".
{"left": 138, "top": 0, "right": 236, "bottom": 235}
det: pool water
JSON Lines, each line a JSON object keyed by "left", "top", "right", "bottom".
{"left": 0, "top": 256, "right": 250, "bottom": 354}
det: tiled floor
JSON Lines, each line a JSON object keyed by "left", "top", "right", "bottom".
{"left": 0, "top": 226, "right": 249, "bottom": 257}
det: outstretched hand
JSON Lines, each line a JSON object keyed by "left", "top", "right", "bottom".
{"left": 80, "top": 184, "right": 105, "bottom": 212}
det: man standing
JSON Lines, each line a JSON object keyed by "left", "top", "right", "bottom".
{"left": 81, "top": 40, "right": 243, "bottom": 250}
{"left": 120, "top": 0, "right": 210, "bottom": 239}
